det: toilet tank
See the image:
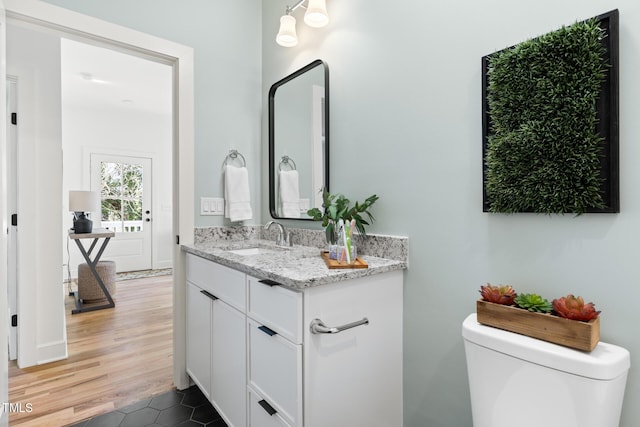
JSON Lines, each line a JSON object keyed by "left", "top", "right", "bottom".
{"left": 462, "top": 313, "right": 630, "bottom": 427}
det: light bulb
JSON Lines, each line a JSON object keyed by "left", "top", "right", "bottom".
{"left": 276, "top": 15, "right": 298, "bottom": 47}
{"left": 304, "top": 0, "right": 329, "bottom": 28}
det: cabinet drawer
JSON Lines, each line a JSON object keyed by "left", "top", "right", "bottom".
{"left": 248, "top": 276, "right": 302, "bottom": 343}
{"left": 249, "top": 388, "right": 292, "bottom": 427}
{"left": 187, "top": 253, "right": 246, "bottom": 311}
{"left": 248, "top": 319, "right": 302, "bottom": 427}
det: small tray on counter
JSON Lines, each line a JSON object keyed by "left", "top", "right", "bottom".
{"left": 320, "top": 251, "right": 368, "bottom": 269}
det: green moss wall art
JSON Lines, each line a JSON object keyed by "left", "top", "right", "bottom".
{"left": 482, "top": 10, "right": 619, "bottom": 214}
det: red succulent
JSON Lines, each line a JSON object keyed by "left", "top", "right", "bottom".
{"left": 479, "top": 283, "right": 517, "bottom": 305}
{"left": 552, "top": 294, "right": 600, "bottom": 321}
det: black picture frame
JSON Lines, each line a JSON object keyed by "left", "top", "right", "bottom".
{"left": 482, "top": 9, "right": 619, "bottom": 213}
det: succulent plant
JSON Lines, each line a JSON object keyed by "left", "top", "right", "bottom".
{"left": 514, "top": 293, "right": 553, "bottom": 313}
{"left": 479, "top": 283, "right": 517, "bottom": 305}
{"left": 552, "top": 294, "right": 600, "bottom": 321}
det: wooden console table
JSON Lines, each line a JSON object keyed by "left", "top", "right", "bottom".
{"left": 69, "top": 228, "right": 115, "bottom": 314}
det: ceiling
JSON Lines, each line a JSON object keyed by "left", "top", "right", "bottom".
{"left": 61, "top": 38, "right": 172, "bottom": 116}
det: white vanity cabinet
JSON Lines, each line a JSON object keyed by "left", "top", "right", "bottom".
{"left": 185, "top": 252, "right": 404, "bottom": 427}
{"left": 186, "top": 254, "right": 247, "bottom": 427}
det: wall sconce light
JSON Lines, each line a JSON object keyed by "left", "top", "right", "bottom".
{"left": 276, "top": 0, "right": 329, "bottom": 47}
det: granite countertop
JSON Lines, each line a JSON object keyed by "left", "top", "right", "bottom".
{"left": 181, "top": 239, "right": 407, "bottom": 290}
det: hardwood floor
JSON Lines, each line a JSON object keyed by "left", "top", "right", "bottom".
{"left": 8, "top": 274, "right": 175, "bottom": 427}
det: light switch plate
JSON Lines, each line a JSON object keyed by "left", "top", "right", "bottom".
{"left": 200, "top": 197, "right": 224, "bottom": 216}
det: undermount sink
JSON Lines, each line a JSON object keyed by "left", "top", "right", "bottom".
{"left": 226, "top": 247, "right": 278, "bottom": 256}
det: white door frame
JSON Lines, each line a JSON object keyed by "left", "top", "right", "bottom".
{"left": 2, "top": 0, "right": 194, "bottom": 392}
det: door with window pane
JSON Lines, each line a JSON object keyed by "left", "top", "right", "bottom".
{"left": 91, "top": 153, "right": 152, "bottom": 272}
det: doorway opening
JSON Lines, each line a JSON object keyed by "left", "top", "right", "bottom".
{"left": 7, "top": 22, "right": 174, "bottom": 365}
{"left": 5, "top": 30, "right": 176, "bottom": 427}
{"left": 7, "top": 25, "right": 174, "bottom": 348}
{"left": 2, "top": 5, "right": 195, "bottom": 417}
{"left": 63, "top": 37, "right": 173, "bottom": 278}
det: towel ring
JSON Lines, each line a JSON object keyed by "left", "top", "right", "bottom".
{"left": 223, "top": 149, "right": 246, "bottom": 169}
{"left": 279, "top": 155, "right": 297, "bottom": 171}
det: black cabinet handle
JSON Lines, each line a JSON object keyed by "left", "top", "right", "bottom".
{"left": 200, "top": 290, "right": 218, "bottom": 301}
{"left": 258, "top": 279, "right": 281, "bottom": 287}
{"left": 258, "top": 399, "right": 277, "bottom": 416}
{"left": 258, "top": 325, "right": 277, "bottom": 336}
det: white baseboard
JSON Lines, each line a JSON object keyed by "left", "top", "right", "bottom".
{"left": 37, "top": 340, "right": 68, "bottom": 365}
{"left": 153, "top": 260, "right": 173, "bottom": 270}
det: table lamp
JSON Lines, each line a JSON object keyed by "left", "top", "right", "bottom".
{"left": 69, "top": 190, "right": 99, "bottom": 233}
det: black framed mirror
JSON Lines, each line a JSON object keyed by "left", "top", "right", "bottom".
{"left": 269, "top": 59, "right": 329, "bottom": 220}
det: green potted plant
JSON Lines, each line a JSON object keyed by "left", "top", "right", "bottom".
{"left": 307, "top": 189, "right": 379, "bottom": 245}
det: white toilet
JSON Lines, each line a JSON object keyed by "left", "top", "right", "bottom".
{"left": 463, "top": 313, "right": 630, "bottom": 427}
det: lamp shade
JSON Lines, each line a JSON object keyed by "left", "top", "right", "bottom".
{"left": 304, "top": 0, "right": 329, "bottom": 28}
{"left": 276, "top": 15, "right": 298, "bottom": 47}
{"left": 69, "top": 190, "right": 99, "bottom": 212}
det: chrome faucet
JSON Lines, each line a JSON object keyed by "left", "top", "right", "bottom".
{"left": 264, "top": 220, "right": 290, "bottom": 246}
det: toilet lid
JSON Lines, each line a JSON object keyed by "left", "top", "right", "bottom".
{"left": 462, "top": 313, "right": 630, "bottom": 380}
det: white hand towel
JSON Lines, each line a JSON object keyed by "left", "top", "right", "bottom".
{"left": 279, "top": 169, "right": 300, "bottom": 218}
{"left": 224, "top": 165, "right": 253, "bottom": 222}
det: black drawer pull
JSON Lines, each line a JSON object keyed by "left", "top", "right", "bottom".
{"left": 258, "top": 399, "right": 277, "bottom": 416}
{"left": 258, "top": 325, "right": 277, "bottom": 336}
{"left": 200, "top": 290, "right": 218, "bottom": 301}
{"left": 258, "top": 279, "right": 281, "bottom": 287}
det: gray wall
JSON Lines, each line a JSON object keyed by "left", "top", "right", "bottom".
{"left": 262, "top": 1, "right": 640, "bottom": 426}
{"left": 39, "top": 1, "right": 640, "bottom": 426}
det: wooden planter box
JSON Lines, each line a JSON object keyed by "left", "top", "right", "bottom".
{"left": 476, "top": 300, "right": 600, "bottom": 352}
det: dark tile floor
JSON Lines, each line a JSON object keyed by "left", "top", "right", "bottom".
{"left": 69, "top": 386, "right": 229, "bottom": 427}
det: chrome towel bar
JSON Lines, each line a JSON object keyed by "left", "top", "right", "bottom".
{"left": 310, "top": 317, "right": 369, "bottom": 334}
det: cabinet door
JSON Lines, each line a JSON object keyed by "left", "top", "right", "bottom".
{"left": 212, "top": 299, "right": 247, "bottom": 427}
{"left": 303, "top": 271, "right": 404, "bottom": 427}
{"left": 186, "top": 281, "right": 212, "bottom": 399}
